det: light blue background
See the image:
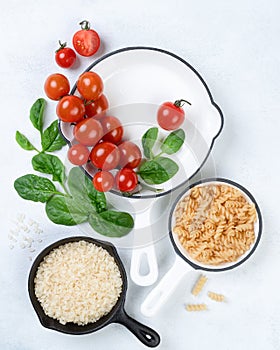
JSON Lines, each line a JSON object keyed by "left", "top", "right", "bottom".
{"left": 1, "top": 0, "right": 280, "bottom": 349}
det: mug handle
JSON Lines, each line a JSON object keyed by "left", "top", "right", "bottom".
{"left": 141, "top": 256, "right": 192, "bottom": 317}
{"left": 115, "top": 307, "right": 160, "bottom": 348}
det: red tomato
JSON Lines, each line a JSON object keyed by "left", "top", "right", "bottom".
{"left": 77, "top": 71, "right": 103, "bottom": 101}
{"left": 93, "top": 171, "right": 114, "bottom": 192}
{"left": 55, "top": 41, "right": 76, "bottom": 68}
{"left": 115, "top": 168, "right": 138, "bottom": 192}
{"left": 85, "top": 94, "right": 109, "bottom": 119}
{"left": 67, "top": 143, "right": 90, "bottom": 165}
{"left": 44, "top": 73, "right": 70, "bottom": 100}
{"left": 74, "top": 117, "right": 103, "bottom": 146}
{"left": 118, "top": 141, "right": 142, "bottom": 169}
{"left": 157, "top": 99, "right": 191, "bottom": 130}
{"left": 100, "top": 116, "right": 123, "bottom": 144}
{"left": 72, "top": 20, "right": 100, "bottom": 57}
{"left": 90, "top": 142, "right": 120, "bottom": 171}
{"left": 56, "top": 95, "right": 85, "bottom": 123}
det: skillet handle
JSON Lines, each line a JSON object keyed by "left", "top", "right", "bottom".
{"left": 115, "top": 308, "right": 160, "bottom": 347}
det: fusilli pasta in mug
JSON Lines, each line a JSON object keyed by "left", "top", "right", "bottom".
{"left": 173, "top": 184, "right": 257, "bottom": 265}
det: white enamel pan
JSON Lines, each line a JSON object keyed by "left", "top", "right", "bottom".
{"left": 59, "top": 47, "right": 224, "bottom": 286}
{"left": 141, "top": 178, "right": 262, "bottom": 317}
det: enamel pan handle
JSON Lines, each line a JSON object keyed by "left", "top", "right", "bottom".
{"left": 130, "top": 245, "right": 158, "bottom": 286}
{"left": 141, "top": 256, "right": 191, "bottom": 317}
{"left": 115, "top": 308, "right": 160, "bottom": 347}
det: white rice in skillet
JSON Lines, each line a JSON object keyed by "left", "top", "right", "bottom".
{"left": 34, "top": 240, "right": 123, "bottom": 325}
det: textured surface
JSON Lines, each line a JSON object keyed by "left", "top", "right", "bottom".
{"left": 1, "top": 0, "right": 280, "bottom": 349}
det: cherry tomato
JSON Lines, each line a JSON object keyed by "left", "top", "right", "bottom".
{"left": 93, "top": 171, "right": 114, "bottom": 192}
{"left": 44, "top": 73, "right": 70, "bottom": 101}
{"left": 85, "top": 94, "right": 109, "bottom": 119}
{"left": 72, "top": 20, "right": 100, "bottom": 57}
{"left": 77, "top": 71, "right": 103, "bottom": 101}
{"left": 115, "top": 168, "right": 138, "bottom": 192}
{"left": 90, "top": 142, "right": 120, "bottom": 171}
{"left": 100, "top": 116, "right": 123, "bottom": 144}
{"left": 157, "top": 99, "right": 191, "bottom": 130}
{"left": 56, "top": 95, "right": 85, "bottom": 123}
{"left": 118, "top": 141, "right": 142, "bottom": 169}
{"left": 55, "top": 41, "right": 76, "bottom": 68}
{"left": 74, "top": 118, "right": 103, "bottom": 146}
{"left": 67, "top": 143, "right": 90, "bottom": 165}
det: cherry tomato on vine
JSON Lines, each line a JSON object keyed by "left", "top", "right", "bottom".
{"left": 118, "top": 141, "right": 142, "bottom": 169}
{"left": 115, "top": 168, "right": 138, "bottom": 192}
{"left": 74, "top": 117, "right": 103, "bottom": 146}
{"left": 100, "top": 116, "right": 123, "bottom": 144}
{"left": 72, "top": 20, "right": 100, "bottom": 57}
{"left": 55, "top": 41, "right": 76, "bottom": 68}
{"left": 85, "top": 94, "right": 109, "bottom": 119}
{"left": 93, "top": 170, "right": 114, "bottom": 192}
{"left": 44, "top": 73, "right": 70, "bottom": 100}
{"left": 67, "top": 143, "right": 90, "bottom": 165}
{"left": 157, "top": 99, "right": 191, "bottom": 130}
{"left": 77, "top": 71, "right": 103, "bottom": 101}
{"left": 90, "top": 142, "right": 120, "bottom": 171}
{"left": 56, "top": 95, "right": 85, "bottom": 123}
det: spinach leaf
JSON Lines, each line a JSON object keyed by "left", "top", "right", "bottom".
{"left": 41, "top": 120, "right": 67, "bottom": 152}
{"left": 89, "top": 210, "right": 134, "bottom": 237}
{"left": 32, "top": 153, "right": 65, "bottom": 184}
{"left": 139, "top": 157, "right": 179, "bottom": 184}
{"left": 14, "top": 174, "right": 58, "bottom": 202}
{"left": 15, "top": 131, "right": 37, "bottom": 151}
{"left": 142, "top": 127, "right": 158, "bottom": 158}
{"left": 68, "top": 167, "right": 107, "bottom": 213}
{"left": 29, "top": 98, "right": 46, "bottom": 133}
{"left": 160, "top": 129, "right": 185, "bottom": 155}
{"left": 46, "top": 195, "right": 88, "bottom": 225}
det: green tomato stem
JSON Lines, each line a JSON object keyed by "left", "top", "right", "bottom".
{"left": 56, "top": 40, "right": 67, "bottom": 52}
{"left": 79, "top": 20, "right": 91, "bottom": 30}
{"left": 174, "top": 99, "right": 192, "bottom": 107}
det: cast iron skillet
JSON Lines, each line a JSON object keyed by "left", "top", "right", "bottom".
{"left": 28, "top": 236, "right": 160, "bottom": 348}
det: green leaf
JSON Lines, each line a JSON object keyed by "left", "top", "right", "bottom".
{"left": 68, "top": 167, "right": 107, "bottom": 214}
{"left": 41, "top": 120, "right": 67, "bottom": 152}
{"left": 32, "top": 153, "right": 65, "bottom": 183}
{"left": 160, "top": 129, "right": 185, "bottom": 155}
{"left": 89, "top": 211, "right": 134, "bottom": 237}
{"left": 139, "top": 157, "right": 179, "bottom": 184}
{"left": 29, "top": 98, "right": 46, "bottom": 133}
{"left": 142, "top": 127, "right": 158, "bottom": 158}
{"left": 46, "top": 195, "right": 88, "bottom": 226}
{"left": 14, "top": 174, "right": 57, "bottom": 202}
{"left": 15, "top": 131, "right": 37, "bottom": 151}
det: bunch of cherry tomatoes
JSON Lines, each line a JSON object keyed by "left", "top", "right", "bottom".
{"left": 44, "top": 20, "right": 190, "bottom": 193}
{"left": 55, "top": 20, "right": 101, "bottom": 68}
{"left": 44, "top": 70, "right": 142, "bottom": 193}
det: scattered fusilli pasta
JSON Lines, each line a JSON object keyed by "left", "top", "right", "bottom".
{"left": 207, "top": 291, "right": 225, "bottom": 302}
{"left": 191, "top": 274, "right": 208, "bottom": 296}
{"left": 186, "top": 303, "right": 207, "bottom": 312}
{"left": 173, "top": 184, "right": 257, "bottom": 265}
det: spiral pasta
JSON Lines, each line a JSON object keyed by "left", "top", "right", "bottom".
{"left": 191, "top": 274, "right": 207, "bottom": 296}
{"left": 173, "top": 184, "right": 257, "bottom": 265}
{"left": 186, "top": 303, "right": 207, "bottom": 311}
{"left": 207, "top": 291, "right": 225, "bottom": 302}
